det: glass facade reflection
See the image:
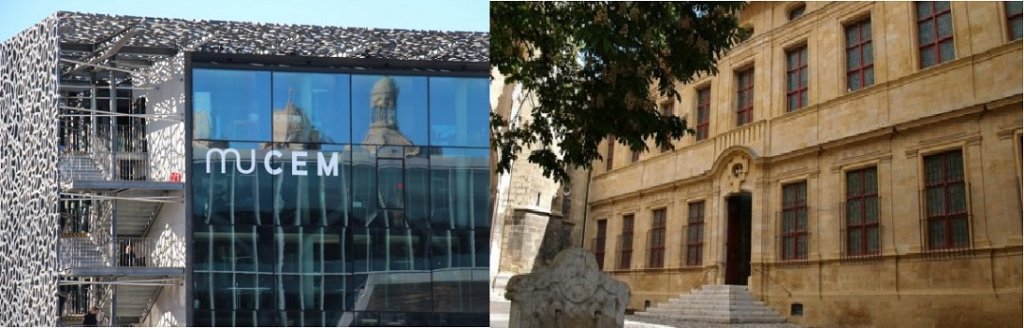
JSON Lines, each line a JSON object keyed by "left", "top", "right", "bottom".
{"left": 191, "top": 68, "right": 489, "bottom": 326}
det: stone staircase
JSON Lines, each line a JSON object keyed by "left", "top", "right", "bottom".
{"left": 632, "top": 285, "right": 797, "bottom": 327}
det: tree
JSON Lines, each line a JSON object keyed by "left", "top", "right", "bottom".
{"left": 491, "top": 2, "right": 748, "bottom": 183}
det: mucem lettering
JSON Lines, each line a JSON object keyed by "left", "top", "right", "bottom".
{"left": 204, "top": 148, "right": 340, "bottom": 176}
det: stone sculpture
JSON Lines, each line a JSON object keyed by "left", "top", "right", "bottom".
{"left": 505, "top": 248, "right": 630, "bottom": 328}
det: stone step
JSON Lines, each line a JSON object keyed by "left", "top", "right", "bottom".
{"left": 647, "top": 304, "right": 778, "bottom": 314}
{"left": 662, "top": 299, "right": 764, "bottom": 307}
{"left": 632, "top": 285, "right": 790, "bottom": 326}
{"left": 643, "top": 307, "right": 778, "bottom": 317}
{"left": 635, "top": 312, "right": 788, "bottom": 324}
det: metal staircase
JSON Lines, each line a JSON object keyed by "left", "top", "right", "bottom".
{"left": 56, "top": 44, "right": 184, "bottom": 326}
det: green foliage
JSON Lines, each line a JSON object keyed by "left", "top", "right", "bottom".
{"left": 491, "top": 2, "right": 746, "bottom": 183}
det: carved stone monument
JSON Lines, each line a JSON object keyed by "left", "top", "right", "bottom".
{"left": 505, "top": 248, "right": 630, "bottom": 328}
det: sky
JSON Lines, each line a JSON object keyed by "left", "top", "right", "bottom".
{"left": 0, "top": 0, "right": 489, "bottom": 41}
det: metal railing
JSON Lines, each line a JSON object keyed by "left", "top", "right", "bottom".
{"left": 58, "top": 284, "right": 92, "bottom": 318}
{"left": 60, "top": 237, "right": 160, "bottom": 269}
{"left": 59, "top": 120, "right": 150, "bottom": 182}
{"left": 115, "top": 237, "right": 156, "bottom": 268}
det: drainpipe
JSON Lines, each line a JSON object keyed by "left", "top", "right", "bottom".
{"left": 579, "top": 168, "right": 592, "bottom": 249}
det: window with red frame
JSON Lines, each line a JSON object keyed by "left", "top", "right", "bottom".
{"left": 686, "top": 201, "right": 705, "bottom": 266}
{"left": 648, "top": 209, "right": 667, "bottom": 268}
{"left": 1008, "top": 1, "right": 1023, "bottom": 40}
{"left": 605, "top": 136, "right": 615, "bottom": 171}
{"left": 846, "top": 167, "right": 879, "bottom": 256}
{"left": 736, "top": 69, "right": 754, "bottom": 125}
{"left": 924, "top": 150, "right": 969, "bottom": 250}
{"left": 618, "top": 215, "right": 634, "bottom": 269}
{"left": 695, "top": 87, "right": 711, "bottom": 141}
{"left": 786, "top": 45, "right": 808, "bottom": 111}
{"left": 594, "top": 219, "right": 607, "bottom": 269}
{"left": 916, "top": 1, "right": 954, "bottom": 68}
{"left": 845, "top": 18, "right": 874, "bottom": 91}
{"left": 781, "top": 181, "right": 808, "bottom": 260}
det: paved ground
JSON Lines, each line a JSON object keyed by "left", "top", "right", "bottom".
{"left": 624, "top": 315, "right": 803, "bottom": 328}
{"left": 489, "top": 298, "right": 510, "bottom": 328}
{"left": 489, "top": 290, "right": 800, "bottom": 328}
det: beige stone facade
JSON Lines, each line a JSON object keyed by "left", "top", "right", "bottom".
{"left": 489, "top": 78, "right": 566, "bottom": 279}
{"left": 584, "top": 2, "right": 1023, "bottom": 327}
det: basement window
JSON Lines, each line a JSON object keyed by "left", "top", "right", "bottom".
{"left": 791, "top": 303, "right": 804, "bottom": 316}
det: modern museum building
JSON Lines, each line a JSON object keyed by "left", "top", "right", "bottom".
{"left": 0, "top": 12, "right": 490, "bottom": 326}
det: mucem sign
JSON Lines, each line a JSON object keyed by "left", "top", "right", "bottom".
{"left": 191, "top": 69, "right": 491, "bottom": 325}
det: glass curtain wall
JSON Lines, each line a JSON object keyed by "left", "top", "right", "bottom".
{"left": 191, "top": 67, "right": 489, "bottom": 326}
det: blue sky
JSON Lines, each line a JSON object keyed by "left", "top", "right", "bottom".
{"left": 0, "top": 0, "right": 488, "bottom": 41}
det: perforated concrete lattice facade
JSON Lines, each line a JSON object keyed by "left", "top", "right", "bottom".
{"left": 0, "top": 14, "right": 61, "bottom": 327}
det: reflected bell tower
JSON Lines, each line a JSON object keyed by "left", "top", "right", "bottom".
{"left": 361, "top": 77, "right": 419, "bottom": 157}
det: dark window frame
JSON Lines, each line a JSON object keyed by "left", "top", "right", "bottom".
{"left": 695, "top": 87, "right": 711, "bottom": 141}
{"left": 785, "top": 45, "right": 809, "bottom": 112}
{"left": 924, "top": 150, "right": 969, "bottom": 250}
{"left": 1007, "top": 1, "right": 1023, "bottom": 41}
{"left": 659, "top": 100, "right": 675, "bottom": 153}
{"left": 686, "top": 201, "right": 705, "bottom": 267}
{"left": 648, "top": 209, "right": 667, "bottom": 268}
{"left": 788, "top": 4, "right": 807, "bottom": 21}
{"left": 736, "top": 68, "right": 754, "bottom": 126}
{"left": 916, "top": 1, "right": 955, "bottom": 68}
{"left": 845, "top": 167, "right": 880, "bottom": 256}
{"left": 845, "top": 18, "right": 874, "bottom": 91}
{"left": 594, "top": 219, "right": 608, "bottom": 270}
{"left": 781, "top": 181, "right": 808, "bottom": 260}
{"left": 618, "top": 214, "right": 635, "bottom": 269}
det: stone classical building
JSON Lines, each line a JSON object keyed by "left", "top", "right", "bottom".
{"left": 584, "top": 2, "right": 1023, "bottom": 327}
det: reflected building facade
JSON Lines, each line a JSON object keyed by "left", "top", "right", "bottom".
{"left": 0, "top": 12, "right": 486, "bottom": 327}
{"left": 192, "top": 69, "right": 490, "bottom": 326}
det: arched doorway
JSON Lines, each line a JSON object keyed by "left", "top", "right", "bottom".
{"left": 724, "top": 191, "right": 752, "bottom": 285}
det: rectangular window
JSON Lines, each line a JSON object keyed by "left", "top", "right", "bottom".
{"left": 845, "top": 18, "right": 875, "bottom": 91}
{"left": 924, "top": 150, "right": 969, "bottom": 250}
{"left": 606, "top": 136, "right": 615, "bottom": 171}
{"left": 660, "top": 101, "right": 675, "bottom": 153}
{"left": 686, "top": 201, "right": 705, "bottom": 266}
{"left": 648, "top": 209, "right": 667, "bottom": 268}
{"left": 631, "top": 150, "right": 640, "bottom": 163}
{"left": 660, "top": 101, "right": 674, "bottom": 117}
{"left": 736, "top": 69, "right": 754, "bottom": 125}
{"left": 781, "top": 182, "right": 808, "bottom": 260}
{"left": 917, "top": 1, "right": 954, "bottom": 68}
{"left": 619, "top": 215, "right": 634, "bottom": 269}
{"left": 594, "top": 219, "right": 607, "bottom": 270}
{"left": 1008, "top": 1, "right": 1023, "bottom": 40}
{"left": 695, "top": 87, "right": 711, "bottom": 141}
{"left": 786, "top": 45, "right": 809, "bottom": 111}
{"left": 845, "top": 167, "right": 880, "bottom": 256}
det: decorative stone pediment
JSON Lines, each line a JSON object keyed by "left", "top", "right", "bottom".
{"left": 505, "top": 248, "right": 630, "bottom": 328}
{"left": 724, "top": 156, "right": 751, "bottom": 194}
